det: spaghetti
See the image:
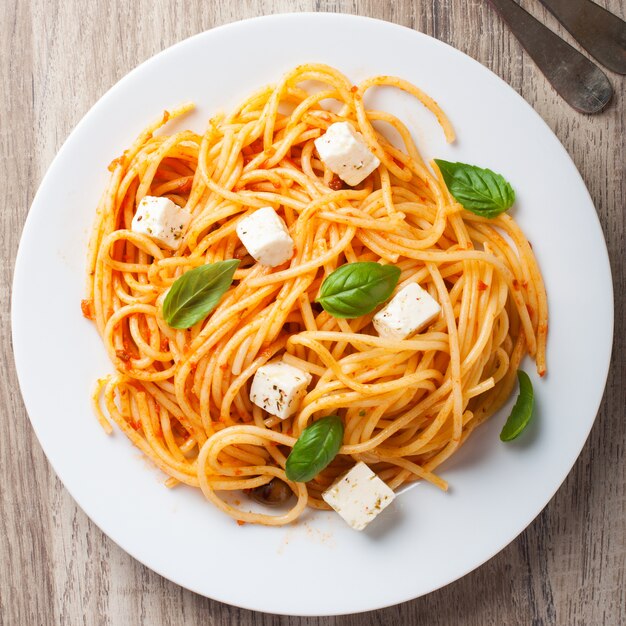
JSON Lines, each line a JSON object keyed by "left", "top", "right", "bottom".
{"left": 85, "top": 64, "right": 547, "bottom": 526}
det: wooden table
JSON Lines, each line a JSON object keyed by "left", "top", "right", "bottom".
{"left": 2, "top": 1, "right": 624, "bottom": 623}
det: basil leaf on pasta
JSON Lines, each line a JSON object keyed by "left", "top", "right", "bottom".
{"left": 500, "top": 370, "right": 535, "bottom": 441}
{"left": 286, "top": 415, "right": 344, "bottom": 483}
{"left": 316, "top": 262, "right": 401, "bottom": 318}
{"left": 435, "top": 160, "right": 515, "bottom": 217}
{"left": 163, "top": 260, "right": 239, "bottom": 329}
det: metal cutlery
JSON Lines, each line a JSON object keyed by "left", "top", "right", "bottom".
{"left": 487, "top": 0, "right": 615, "bottom": 113}
{"left": 538, "top": 0, "right": 626, "bottom": 75}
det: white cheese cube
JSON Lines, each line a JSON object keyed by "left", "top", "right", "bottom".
{"left": 322, "top": 462, "right": 395, "bottom": 531}
{"left": 373, "top": 282, "right": 441, "bottom": 340}
{"left": 249, "top": 360, "right": 312, "bottom": 420}
{"left": 236, "top": 207, "right": 294, "bottom": 267}
{"left": 131, "top": 196, "right": 192, "bottom": 250}
{"left": 314, "top": 121, "right": 380, "bottom": 186}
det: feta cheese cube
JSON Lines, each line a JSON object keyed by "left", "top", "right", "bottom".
{"left": 373, "top": 282, "right": 441, "bottom": 340}
{"left": 322, "top": 462, "right": 395, "bottom": 531}
{"left": 236, "top": 207, "right": 294, "bottom": 267}
{"left": 249, "top": 360, "right": 312, "bottom": 420}
{"left": 314, "top": 121, "right": 380, "bottom": 186}
{"left": 131, "top": 196, "right": 192, "bottom": 250}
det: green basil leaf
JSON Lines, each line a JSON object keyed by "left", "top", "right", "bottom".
{"left": 316, "top": 262, "right": 401, "bottom": 319}
{"left": 163, "top": 259, "right": 240, "bottom": 329}
{"left": 286, "top": 415, "right": 344, "bottom": 482}
{"left": 500, "top": 370, "right": 534, "bottom": 441}
{"left": 434, "top": 159, "right": 515, "bottom": 218}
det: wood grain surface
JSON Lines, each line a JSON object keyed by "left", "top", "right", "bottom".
{"left": 1, "top": 1, "right": 624, "bottom": 624}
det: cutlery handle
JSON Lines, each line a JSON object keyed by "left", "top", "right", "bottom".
{"left": 538, "top": 0, "right": 626, "bottom": 75}
{"left": 487, "top": 0, "right": 612, "bottom": 113}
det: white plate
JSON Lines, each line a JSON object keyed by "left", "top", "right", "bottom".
{"left": 12, "top": 13, "right": 613, "bottom": 616}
